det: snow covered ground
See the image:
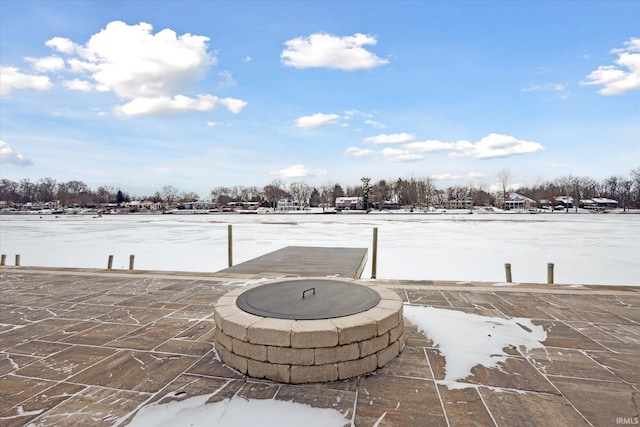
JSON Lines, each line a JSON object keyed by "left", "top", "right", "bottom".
{"left": 1, "top": 212, "right": 638, "bottom": 286}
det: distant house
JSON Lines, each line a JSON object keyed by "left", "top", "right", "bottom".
{"left": 580, "top": 198, "right": 618, "bottom": 210}
{"left": 446, "top": 199, "right": 473, "bottom": 210}
{"left": 149, "top": 202, "right": 164, "bottom": 211}
{"left": 554, "top": 196, "right": 573, "bottom": 208}
{"left": 225, "top": 201, "right": 241, "bottom": 210}
{"left": 381, "top": 200, "right": 399, "bottom": 210}
{"left": 184, "top": 201, "right": 214, "bottom": 210}
{"left": 242, "top": 202, "right": 261, "bottom": 211}
{"left": 125, "top": 200, "right": 144, "bottom": 212}
{"left": 335, "top": 197, "right": 364, "bottom": 210}
{"left": 538, "top": 199, "right": 551, "bottom": 209}
{"left": 495, "top": 193, "right": 536, "bottom": 210}
{"left": 504, "top": 193, "right": 536, "bottom": 210}
{"left": 277, "top": 196, "right": 301, "bottom": 211}
{"left": 225, "top": 201, "right": 261, "bottom": 211}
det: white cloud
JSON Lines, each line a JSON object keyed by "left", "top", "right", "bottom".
{"left": 281, "top": 32, "right": 389, "bottom": 70}
{"left": 344, "top": 146, "right": 375, "bottom": 157}
{"left": 77, "top": 21, "right": 214, "bottom": 98}
{"left": 344, "top": 109, "right": 372, "bottom": 119}
{"left": 216, "top": 70, "right": 236, "bottom": 90}
{"left": 521, "top": 83, "right": 570, "bottom": 99}
{"left": 364, "top": 119, "right": 387, "bottom": 129}
{"left": 342, "top": 110, "right": 385, "bottom": 128}
{"left": 404, "top": 140, "right": 456, "bottom": 152}
{"left": 381, "top": 147, "right": 422, "bottom": 162}
{"left": 219, "top": 97, "right": 248, "bottom": 114}
{"left": 270, "top": 164, "right": 309, "bottom": 178}
{"left": 115, "top": 94, "right": 246, "bottom": 117}
{"left": 521, "top": 83, "right": 561, "bottom": 92}
{"left": 549, "top": 162, "right": 569, "bottom": 168}
{"left": 45, "top": 36, "right": 80, "bottom": 54}
{"left": 63, "top": 78, "right": 93, "bottom": 92}
{"left": 0, "top": 66, "right": 52, "bottom": 96}
{"left": 450, "top": 133, "right": 544, "bottom": 159}
{"left": 25, "top": 55, "right": 65, "bottom": 73}
{"left": 67, "top": 58, "right": 100, "bottom": 74}
{"left": 352, "top": 133, "right": 543, "bottom": 162}
{"left": 581, "top": 37, "right": 640, "bottom": 95}
{"left": 364, "top": 132, "right": 415, "bottom": 144}
{"left": 295, "top": 113, "right": 341, "bottom": 128}
{"left": 38, "top": 21, "right": 247, "bottom": 117}
{"left": 430, "top": 172, "right": 486, "bottom": 181}
{"left": 0, "top": 140, "right": 33, "bottom": 166}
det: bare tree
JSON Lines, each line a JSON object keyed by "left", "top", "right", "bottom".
{"left": 604, "top": 176, "right": 619, "bottom": 200}
{"left": 161, "top": 185, "right": 180, "bottom": 205}
{"left": 418, "top": 176, "right": 436, "bottom": 208}
{"left": 37, "top": 177, "right": 57, "bottom": 202}
{"left": 0, "top": 179, "right": 20, "bottom": 202}
{"left": 288, "top": 181, "right": 312, "bottom": 207}
{"left": 179, "top": 192, "right": 200, "bottom": 203}
{"left": 631, "top": 168, "right": 640, "bottom": 208}
{"left": 498, "top": 168, "right": 510, "bottom": 209}
{"left": 371, "top": 179, "right": 392, "bottom": 207}
{"left": 95, "top": 186, "right": 115, "bottom": 204}
{"left": 619, "top": 179, "right": 633, "bottom": 211}
{"left": 318, "top": 184, "right": 334, "bottom": 209}
{"left": 210, "top": 186, "right": 231, "bottom": 205}
{"left": 19, "top": 178, "right": 35, "bottom": 203}
{"left": 262, "top": 180, "right": 287, "bottom": 208}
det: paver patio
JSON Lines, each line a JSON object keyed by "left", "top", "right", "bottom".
{"left": 0, "top": 266, "right": 638, "bottom": 426}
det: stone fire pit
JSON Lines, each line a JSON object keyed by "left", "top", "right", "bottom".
{"left": 213, "top": 278, "right": 405, "bottom": 383}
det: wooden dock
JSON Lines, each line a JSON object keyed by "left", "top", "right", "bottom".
{"left": 216, "top": 246, "right": 368, "bottom": 278}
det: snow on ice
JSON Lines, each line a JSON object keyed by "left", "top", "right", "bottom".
{"left": 1, "top": 213, "right": 637, "bottom": 286}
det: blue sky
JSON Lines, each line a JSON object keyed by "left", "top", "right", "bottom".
{"left": 1, "top": 0, "right": 638, "bottom": 198}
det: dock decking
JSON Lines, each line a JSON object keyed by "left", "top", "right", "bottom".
{"left": 216, "top": 246, "right": 368, "bottom": 278}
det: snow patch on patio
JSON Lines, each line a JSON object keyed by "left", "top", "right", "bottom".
{"left": 125, "top": 395, "right": 349, "bottom": 427}
{"left": 403, "top": 305, "right": 546, "bottom": 386}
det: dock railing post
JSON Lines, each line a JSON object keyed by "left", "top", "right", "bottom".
{"left": 15, "top": 254, "right": 21, "bottom": 267}
{"left": 129, "top": 255, "right": 135, "bottom": 270}
{"left": 372, "top": 227, "right": 378, "bottom": 279}
{"left": 547, "top": 263, "right": 554, "bottom": 284}
{"left": 504, "top": 263, "right": 512, "bottom": 283}
{"left": 0, "top": 254, "right": 6, "bottom": 266}
{"left": 107, "top": 255, "right": 114, "bottom": 270}
{"left": 228, "top": 224, "right": 233, "bottom": 267}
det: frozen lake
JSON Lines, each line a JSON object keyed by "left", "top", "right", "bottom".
{"left": 0, "top": 212, "right": 638, "bottom": 286}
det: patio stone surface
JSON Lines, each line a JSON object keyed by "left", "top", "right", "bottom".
{"left": 1, "top": 266, "right": 638, "bottom": 426}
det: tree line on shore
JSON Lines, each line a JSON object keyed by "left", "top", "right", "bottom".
{"left": 1, "top": 167, "right": 639, "bottom": 209}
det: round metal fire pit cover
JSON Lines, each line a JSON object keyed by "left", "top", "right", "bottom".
{"left": 235, "top": 279, "right": 381, "bottom": 320}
